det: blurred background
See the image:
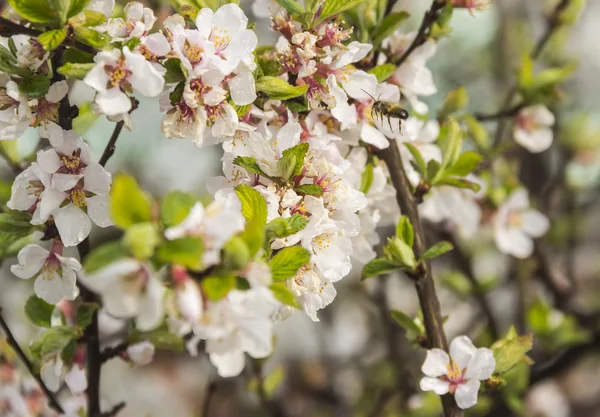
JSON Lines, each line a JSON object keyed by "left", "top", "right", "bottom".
{"left": 2, "top": 0, "right": 600, "bottom": 416}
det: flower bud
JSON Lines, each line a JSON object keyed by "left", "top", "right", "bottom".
{"left": 385, "top": 237, "right": 417, "bottom": 272}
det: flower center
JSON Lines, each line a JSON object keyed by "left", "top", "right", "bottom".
{"left": 32, "top": 98, "right": 60, "bottom": 126}
{"left": 27, "top": 180, "right": 45, "bottom": 198}
{"left": 105, "top": 55, "right": 132, "bottom": 88}
{"left": 205, "top": 105, "right": 223, "bottom": 126}
{"left": 41, "top": 255, "right": 60, "bottom": 281}
{"left": 443, "top": 360, "right": 466, "bottom": 393}
{"left": 0, "top": 88, "right": 18, "bottom": 110}
{"left": 69, "top": 189, "right": 87, "bottom": 208}
{"left": 211, "top": 28, "right": 231, "bottom": 53}
{"left": 61, "top": 154, "right": 82, "bottom": 172}
{"left": 184, "top": 40, "right": 204, "bottom": 65}
{"left": 189, "top": 78, "right": 213, "bottom": 104}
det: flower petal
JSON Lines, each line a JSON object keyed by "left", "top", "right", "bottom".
{"left": 455, "top": 379, "right": 481, "bottom": 410}
{"left": 421, "top": 348, "right": 450, "bottom": 377}
{"left": 64, "top": 364, "right": 87, "bottom": 394}
{"left": 54, "top": 204, "right": 92, "bottom": 247}
{"left": 86, "top": 195, "right": 113, "bottom": 228}
{"left": 34, "top": 271, "right": 65, "bottom": 304}
{"left": 465, "top": 348, "right": 496, "bottom": 381}
{"left": 84, "top": 162, "right": 111, "bottom": 195}
{"left": 521, "top": 209, "right": 550, "bottom": 238}
{"left": 10, "top": 244, "right": 48, "bottom": 279}
{"left": 96, "top": 88, "right": 132, "bottom": 116}
{"left": 209, "top": 350, "right": 246, "bottom": 378}
{"left": 450, "top": 335, "right": 477, "bottom": 370}
{"left": 136, "top": 277, "right": 166, "bottom": 331}
{"left": 420, "top": 377, "right": 450, "bottom": 395}
{"left": 229, "top": 71, "right": 256, "bottom": 106}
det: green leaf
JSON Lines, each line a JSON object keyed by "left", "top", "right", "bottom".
{"left": 434, "top": 177, "right": 481, "bottom": 192}
{"left": 0, "top": 212, "right": 37, "bottom": 247}
{"left": 156, "top": 237, "right": 203, "bottom": 271}
{"left": 111, "top": 174, "right": 153, "bottom": 228}
{"left": 8, "top": 0, "right": 56, "bottom": 23}
{"left": 359, "top": 163, "right": 374, "bottom": 194}
{"left": 63, "top": 47, "right": 95, "bottom": 64}
{"left": 279, "top": 143, "right": 309, "bottom": 179}
{"left": 30, "top": 326, "right": 79, "bottom": 358}
{"left": 160, "top": 191, "right": 197, "bottom": 228}
{"left": 294, "top": 184, "right": 323, "bottom": 196}
{"left": 49, "top": 0, "right": 70, "bottom": 24}
{"left": 266, "top": 215, "right": 308, "bottom": 239}
{"left": 390, "top": 310, "right": 421, "bottom": 334}
{"left": 445, "top": 151, "right": 483, "bottom": 177}
{"left": 58, "top": 62, "right": 95, "bottom": 80}
{"left": 80, "top": 9, "right": 106, "bottom": 26}
{"left": 372, "top": 12, "right": 410, "bottom": 46}
{"left": 368, "top": 63, "right": 397, "bottom": 83}
{"left": 384, "top": 237, "right": 417, "bottom": 271}
{"left": 76, "top": 303, "right": 98, "bottom": 329}
{"left": 131, "top": 329, "right": 185, "bottom": 353}
{"left": 438, "top": 118, "right": 462, "bottom": 176}
{"left": 256, "top": 76, "right": 308, "bottom": 100}
{"left": 38, "top": 29, "right": 67, "bottom": 51}
{"left": 202, "top": 275, "right": 236, "bottom": 300}
{"left": 73, "top": 26, "right": 110, "bottom": 48}
{"left": 25, "top": 296, "right": 55, "bottom": 328}
{"left": 68, "top": 0, "right": 92, "bottom": 18}
{"left": 268, "top": 246, "right": 311, "bottom": 282}
{"left": 464, "top": 114, "right": 490, "bottom": 151}
{"left": 83, "top": 241, "right": 128, "bottom": 273}
{"left": 73, "top": 102, "right": 98, "bottom": 134}
{"left": 284, "top": 100, "right": 309, "bottom": 113}
{"left": 169, "top": 81, "right": 185, "bottom": 105}
{"left": 239, "top": 216, "right": 265, "bottom": 257}
{"left": 361, "top": 257, "right": 400, "bottom": 280}
{"left": 233, "top": 156, "right": 269, "bottom": 178}
{"left": 123, "top": 222, "right": 159, "bottom": 260}
{"left": 421, "top": 241, "right": 453, "bottom": 261}
{"left": 404, "top": 142, "right": 427, "bottom": 176}
{"left": 426, "top": 159, "right": 441, "bottom": 181}
{"left": 0, "top": 45, "right": 30, "bottom": 77}
{"left": 274, "top": 0, "right": 305, "bottom": 15}
{"left": 163, "top": 58, "right": 186, "bottom": 84}
{"left": 491, "top": 327, "right": 534, "bottom": 375}
{"left": 530, "top": 64, "right": 576, "bottom": 91}
{"left": 439, "top": 87, "right": 469, "bottom": 120}
{"left": 269, "top": 283, "right": 300, "bottom": 308}
{"left": 319, "top": 0, "right": 366, "bottom": 22}
{"left": 223, "top": 237, "right": 251, "bottom": 270}
{"left": 395, "top": 216, "right": 414, "bottom": 248}
{"left": 18, "top": 75, "right": 50, "bottom": 98}
{"left": 8, "top": 38, "right": 17, "bottom": 55}
{"left": 234, "top": 184, "right": 268, "bottom": 226}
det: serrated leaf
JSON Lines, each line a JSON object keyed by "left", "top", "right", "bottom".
{"left": 265, "top": 215, "right": 308, "bottom": 239}
{"left": 38, "top": 29, "right": 67, "bottom": 51}
{"left": 30, "top": 326, "right": 79, "bottom": 358}
{"left": 269, "top": 283, "right": 300, "bottom": 308}
{"left": 274, "top": 0, "right": 305, "bottom": 15}
{"left": 395, "top": 216, "right": 414, "bottom": 248}
{"left": 279, "top": 143, "right": 309, "bottom": 178}
{"left": 434, "top": 177, "right": 481, "bottom": 192}
{"left": 83, "top": 241, "right": 128, "bottom": 273}
{"left": 25, "top": 296, "right": 55, "bottom": 328}
{"left": 404, "top": 142, "right": 427, "bottom": 176}
{"left": 268, "top": 246, "right": 311, "bottom": 282}
{"left": 234, "top": 184, "right": 268, "bottom": 226}
{"left": 256, "top": 76, "right": 308, "bottom": 100}
{"left": 421, "top": 241, "right": 453, "bottom": 261}
{"left": 69, "top": 0, "right": 93, "bottom": 18}
{"left": 202, "top": 275, "right": 236, "bottom": 300}
{"left": 233, "top": 156, "right": 269, "bottom": 177}
{"left": 491, "top": 328, "right": 534, "bottom": 375}
{"left": 18, "top": 75, "right": 50, "bottom": 98}
{"left": 390, "top": 310, "right": 421, "bottom": 334}
{"left": 163, "top": 58, "right": 186, "bottom": 84}
{"left": 169, "top": 81, "right": 185, "bottom": 105}
{"left": 368, "top": 64, "right": 397, "bottom": 83}
{"left": 74, "top": 26, "right": 110, "bottom": 48}
{"left": 445, "top": 151, "right": 483, "bottom": 177}
{"left": 156, "top": 237, "right": 203, "bottom": 271}
{"left": 372, "top": 12, "right": 410, "bottom": 46}
{"left": 294, "top": 184, "right": 323, "bottom": 196}
{"left": 361, "top": 257, "right": 400, "bottom": 280}
{"left": 8, "top": 0, "right": 56, "bottom": 23}
{"left": 160, "top": 191, "right": 197, "bottom": 228}
{"left": 110, "top": 174, "right": 153, "bottom": 228}
{"left": 319, "top": 0, "right": 366, "bottom": 22}
{"left": 76, "top": 303, "right": 98, "bottom": 329}
{"left": 58, "top": 62, "right": 95, "bottom": 80}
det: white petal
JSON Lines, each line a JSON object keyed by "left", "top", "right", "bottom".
{"left": 127, "top": 341, "right": 155, "bottom": 366}
{"left": 421, "top": 348, "right": 450, "bottom": 377}
{"left": 360, "top": 122, "right": 389, "bottom": 149}
{"left": 86, "top": 195, "right": 113, "bottom": 228}
{"left": 96, "top": 88, "right": 132, "bottom": 116}
{"left": 84, "top": 162, "right": 111, "bottom": 195}
{"left": 10, "top": 244, "right": 48, "bottom": 279}
{"left": 124, "top": 48, "right": 165, "bottom": 97}
{"left": 465, "top": 348, "right": 496, "bottom": 381}
{"left": 34, "top": 272, "right": 65, "bottom": 304}
{"left": 54, "top": 204, "right": 92, "bottom": 247}
{"left": 36, "top": 149, "right": 62, "bottom": 173}
{"left": 46, "top": 80, "right": 69, "bottom": 103}
{"left": 136, "top": 277, "right": 165, "bottom": 331}
{"left": 209, "top": 350, "right": 246, "bottom": 378}
{"left": 420, "top": 377, "right": 450, "bottom": 395}
{"left": 341, "top": 70, "right": 377, "bottom": 100}
{"left": 40, "top": 358, "right": 63, "bottom": 393}
{"left": 52, "top": 173, "right": 82, "bottom": 192}
{"left": 39, "top": 122, "right": 64, "bottom": 147}
{"left": 450, "top": 335, "right": 477, "bottom": 371}
{"left": 59, "top": 265, "right": 80, "bottom": 301}
{"left": 521, "top": 209, "right": 550, "bottom": 238}
{"left": 514, "top": 127, "right": 553, "bottom": 153}
{"left": 454, "top": 380, "right": 481, "bottom": 410}
{"left": 64, "top": 365, "right": 87, "bottom": 394}
{"left": 229, "top": 72, "right": 256, "bottom": 106}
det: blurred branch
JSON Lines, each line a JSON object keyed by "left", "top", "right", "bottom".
{"left": 100, "top": 342, "right": 128, "bottom": 363}
{"left": 97, "top": 402, "right": 126, "bottom": 417}
{"left": 99, "top": 99, "right": 139, "bottom": 167}
{"left": 474, "top": 103, "right": 524, "bottom": 122}
{"left": 0, "top": 308, "right": 65, "bottom": 414}
{"left": 391, "top": 0, "right": 446, "bottom": 66}
{"left": 374, "top": 139, "right": 461, "bottom": 417}
{"left": 201, "top": 381, "right": 217, "bottom": 417}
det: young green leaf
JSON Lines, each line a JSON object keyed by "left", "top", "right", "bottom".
{"left": 123, "top": 222, "right": 159, "bottom": 260}
{"left": 274, "top": 0, "right": 305, "bottom": 15}
{"left": 395, "top": 216, "right": 414, "bottom": 248}
{"left": 74, "top": 26, "right": 110, "bottom": 48}
{"left": 439, "top": 86, "right": 469, "bottom": 120}
{"left": 368, "top": 64, "right": 397, "bottom": 83}
{"left": 269, "top": 283, "right": 301, "bottom": 308}
{"left": 111, "top": 174, "right": 153, "bottom": 228}
{"left": 491, "top": 328, "right": 534, "bottom": 375}
{"left": 83, "top": 241, "right": 128, "bottom": 273}
{"left": 18, "top": 75, "right": 51, "bottom": 98}
{"left": 434, "top": 177, "right": 481, "bottom": 192}
{"left": 256, "top": 76, "right": 308, "bottom": 100}
{"left": 266, "top": 215, "right": 308, "bottom": 239}
{"left": 155, "top": 237, "right": 203, "bottom": 271}
{"left": 268, "top": 246, "right": 311, "bottom": 282}
{"left": 163, "top": 58, "right": 186, "bottom": 84}
{"left": 76, "top": 302, "right": 99, "bottom": 329}
{"left": 294, "top": 184, "right": 323, "bottom": 196}
{"left": 234, "top": 184, "right": 268, "bottom": 226}
{"left": 372, "top": 12, "right": 410, "bottom": 46}
{"left": 57, "top": 62, "right": 95, "bottom": 80}
{"left": 8, "top": 0, "right": 56, "bottom": 23}
{"left": 38, "top": 29, "right": 67, "bottom": 51}
{"left": 361, "top": 257, "right": 400, "bottom": 280}
{"left": 25, "top": 296, "right": 55, "bottom": 328}
{"left": 404, "top": 142, "right": 427, "bottom": 176}
{"left": 421, "top": 241, "right": 453, "bottom": 261}
{"left": 233, "top": 156, "right": 270, "bottom": 178}
{"left": 49, "top": 0, "right": 70, "bottom": 24}
{"left": 319, "top": 0, "right": 366, "bottom": 22}
{"left": 445, "top": 151, "right": 483, "bottom": 177}
{"left": 30, "top": 326, "right": 79, "bottom": 358}
{"left": 390, "top": 310, "right": 421, "bottom": 334}
{"left": 202, "top": 275, "right": 237, "bottom": 300}
{"left": 130, "top": 329, "right": 185, "bottom": 353}
{"left": 280, "top": 143, "right": 309, "bottom": 178}
{"left": 360, "top": 163, "right": 374, "bottom": 194}
{"left": 160, "top": 191, "right": 197, "bottom": 228}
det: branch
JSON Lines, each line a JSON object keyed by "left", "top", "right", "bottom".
{"left": 392, "top": 0, "right": 446, "bottom": 66}
{"left": 97, "top": 401, "right": 126, "bottom": 417}
{"left": 374, "top": 139, "right": 462, "bottom": 417}
{"left": 98, "top": 98, "right": 139, "bottom": 167}
{"left": 474, "top": 103, "right": 524, "bottom": 122}
{"left": 201, "top": 381, "right": 217, "bottom": 417}
{"left": 0, "top": 308, "right": 65, "bottom": 414}
{"left": 100, "top": 342, "right": 128, "bottom": 363}
{"left": 0, "top": 17, "right": 98, "bottom": 55}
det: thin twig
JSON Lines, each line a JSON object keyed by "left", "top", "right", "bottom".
{"left": 100, "top": 342, "right": 128, "bottom": 363}
{"left": 98, "top": 401, "right": 126, "bottom": 417}
{"left": 98, "top": 99, "right": 139, "bottom": 167}
{"left": 201, "top": 381, "right": 217, "bottom": 417}
{"left": 474, "top": 103, "right": 524, "bottom": 122}
{"left": 374, "top": 139, "right": 461, "bottom": 417}
{"left": 0, "top": 17, "right": 98, "bottom": 55}
{"left": 0, "top": 308, "right": 65, "bottom": 414}
{"left": 392, "top": 0, "right": 446, "bottom": 66}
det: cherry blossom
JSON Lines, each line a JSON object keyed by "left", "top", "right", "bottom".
{"left": 514, "top": 105, "right": 555, "bottom": 153}
{"left": 0, "top": 77, "right": 32, "bottom": 140}
{"left": 100, "top": 2, "right": 156, "bottom": 42}
{"left": 126, "top": 341, "right": 155, "bottom": 366}
{"left": 420, "top": 335, "right": 496, "bottom": 409}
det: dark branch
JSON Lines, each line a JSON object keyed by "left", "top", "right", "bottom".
{"left": 97, "top": 401, "right": 126, "bottom": 417}
{"left": 98, "top": 98, "right": 139, "bottom": 167}
{"left": 100, "top": 342, "right": 128, "bottom": 363}
{"left": 474, "top": 103, "right": 525, "bottom": 122}
{"left": 0, "top": 17, "right": 98, "bottom": 55}
{"left": 0, "top": 309, "right": 65, "bottom": 414}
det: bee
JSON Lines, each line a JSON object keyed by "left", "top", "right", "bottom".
{"left": 363, "top": 90, "right": 409, "bottom": 133}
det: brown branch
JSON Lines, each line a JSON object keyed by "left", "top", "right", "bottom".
{"left": 98, "top": 98, "right": 139, "bottom": 167}
{"left": 100, "top": 342, "right": 128, "bottom": 363}
{"left": 97, "top": 401, "right": 126, "bottom": 417}
{"left": 474, "top": 103, "right": 524, "bottom": 122}
{"left": 0, "top": 17, "right": 98, "bottom": 55}
{"left": 0, "top": 308, "right": 65, "bottom": 414}
{"left": 392, "top": 0, "right": 446, "bottom": 66}
{"left": 374, "top": 139, "right": 461, "bottom": 417}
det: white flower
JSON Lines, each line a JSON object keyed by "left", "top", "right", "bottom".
{"left": 420, "top": 335, "right": 496, "bottom": 409}
{"left": 289, "top": 267, "right": 337, "bottom": 322}
{"left": 64, "top": 364, "right": 87, "bottom": 394}
{"left": 87, "top": 0, "right": 115, "bottom": 17}
{"left": 494, "top": 188, "right": 550, "bottom": 259}
{"left": 420, "top": 186, "right": 482, "bottom": 239}
{"left": 35, "top": 80, "right": 69, "bottom": 147}
{"left": 78, "top": 260, "right": 166, "bottom": 331}
{"left": 36, "top": 131, "right": 113, "bottom": 246}
{"left": 126, "top": 341, "right": 155, "bottom": 366}
{"left": 514, "top": 105, "right": 554, "bottom": 153}
{"left": 84, "top": 47, "right": 165, "bottom": 116}
{"left": 101, "top": 2, "right": 156, "bottom": 41}
{"left": 40, "top": 354, "right": 63, "bottom": 393}
{"left": 7, "top": 162, "right": 55, "bottom": 225}
{"left": 10, "top": 241, "right": 80, "bottom": 305}
{"left": 251, "top": 0, "right": 278, "bottom": 18}
{"left": 165, "top": 195, "right": 245, "bottom": 266}
{"left": 0, "top": 79, "right": 32, "bottom": 140}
